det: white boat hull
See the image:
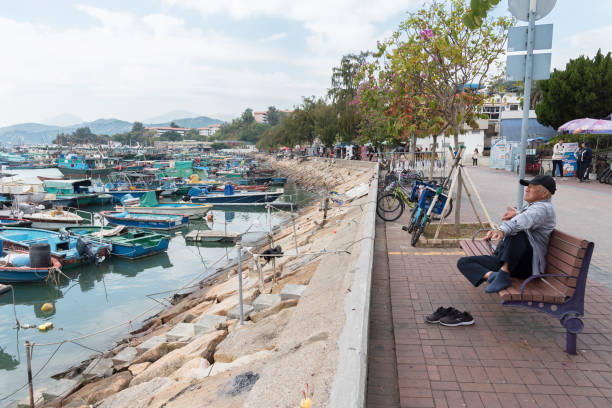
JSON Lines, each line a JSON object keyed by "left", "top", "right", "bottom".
{"left": 116, "top": 205, "right": 211, "bottom": 218}
{"left": 29, "top": 220, "right": 83, "bottom": 230}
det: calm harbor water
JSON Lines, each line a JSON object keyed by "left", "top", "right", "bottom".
{"left": 0, "top": 168, "right": 311, "bottom": 402}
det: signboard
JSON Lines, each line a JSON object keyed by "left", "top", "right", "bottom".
{"left": 509, "top": 0, "right": 557, "bottom": 22}
{"left": 506, "top": 53, "right": 552, "bottom": 81}
{"left": 489, "top": 138, "right": 508, "bottom": 169}
{"left": 507, "top": 24, "right": 553, "bottom": 52}
{"left": 562, "top": 142, "right": 579, "bottom": 177}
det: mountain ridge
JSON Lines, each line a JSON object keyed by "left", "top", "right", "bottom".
{"left": 0, "top": 116, "right": 224, "bottom": 144}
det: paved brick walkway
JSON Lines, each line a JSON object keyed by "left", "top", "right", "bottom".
{"left": 367, "top": 220, "right": 401, "bottom": 407}
{"left": 371, "top": 208, "right": 612, "bottom": 408}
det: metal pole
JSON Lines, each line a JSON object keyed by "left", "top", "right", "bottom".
{"left": 517, "top": 0, "right": 537, "bottom": 208}
{"left": 237, "top": 242, "right": 244, "bottom": 325}
{"left": 25, "top": 341, "right": 34, "bottom": 408}
{"left": 291, "top": 203, "right": 298, "bottom": 256}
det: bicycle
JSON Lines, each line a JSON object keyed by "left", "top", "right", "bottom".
{"left": 376, "top": 181, "right": 414, "bottom": 222}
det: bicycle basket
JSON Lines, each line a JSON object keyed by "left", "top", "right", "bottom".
{"left": 417, "top": 187, "right": 448, "bottom": 215}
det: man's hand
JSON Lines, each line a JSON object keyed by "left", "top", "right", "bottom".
{"left": 483, "top": 229, "right": 504, "bottom": 241}
{"left": 501, "top": 206, "right": 517, "bottom": 221}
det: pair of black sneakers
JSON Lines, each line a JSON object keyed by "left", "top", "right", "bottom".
{"left": 425, "top": 307, "right": 474, "bottom": 326}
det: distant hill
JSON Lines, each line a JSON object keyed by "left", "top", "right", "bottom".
{"left": 0, "top": 115, "right": 223, "bottom": 145}
{"left": 42, "top": 113, "right": 83, "bottom": 126}
{"left": 144, "top": 110, "right": 199, "bottom": 124}
{"left": 148, "top": 116, "right": 223, "bottom": 129}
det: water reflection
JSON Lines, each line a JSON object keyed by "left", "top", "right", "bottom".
{"left": 0, "top": 347, "right": 19, "bottom": 371}
{"left": 0, "top": 283, "right": 63, "bottom": 318}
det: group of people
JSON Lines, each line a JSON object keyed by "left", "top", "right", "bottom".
{"left": 552, "top": 138, "right": 593, "bottom": 182}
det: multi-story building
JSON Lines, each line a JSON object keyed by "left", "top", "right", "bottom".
{"left": 145, "top": 126, "right": 189, "bottom": 137}
{"left": 198, "top": 124, "right": 221, "bottom": 137}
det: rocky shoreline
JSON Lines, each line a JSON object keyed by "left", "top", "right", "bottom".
{"left": 31, "top": 156, "right": 377, "bottom": 408}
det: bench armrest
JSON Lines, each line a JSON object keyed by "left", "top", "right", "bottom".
{"left": 471, "top": 229, "right": 495, "bottom": 253}
{"left": 520, "top": 274, "right": 577, "bottom": 295}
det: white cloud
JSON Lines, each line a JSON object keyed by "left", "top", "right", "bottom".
{"left": 164, "top": 0, "right": 419, "bottom": 54}
{"left": 0, "top": 8, "right": 321, "bottom": 126}
{"left": 259, "top": 32, "right": 287, "bottom": 42}
{"left": 553, "top": 25, "right": 612, "bottom": 70}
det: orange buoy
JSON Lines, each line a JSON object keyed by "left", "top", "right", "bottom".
{"left": 207, "top": 213, "right": 214, "bottom": 222}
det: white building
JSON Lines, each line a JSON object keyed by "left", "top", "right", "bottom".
{"left": 198, "top": 124, "right": 221, "bottom": 136}
{"left": 145, "top": 127, "right": 189, "bottom": 137}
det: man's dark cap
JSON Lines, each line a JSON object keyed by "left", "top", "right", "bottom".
{"left": 520, "top": 175, "right": 556, "bottom": 195}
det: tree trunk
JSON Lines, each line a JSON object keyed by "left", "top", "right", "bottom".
{"left": 410, "top": 134, "right": 417, "bottom": 167}
{"left": 454, "top": 130, "right": 462, "bottom": 232}
{"left": 429, "top": 135, "right": 437, "bottom": 181}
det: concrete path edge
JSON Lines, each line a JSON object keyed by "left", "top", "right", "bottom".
{"left": 327, "top": 160, "right": 378, "bottom": 407}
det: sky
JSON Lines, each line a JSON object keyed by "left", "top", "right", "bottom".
{"left": 0, "top": 0, "right": 610, "bottom": 127}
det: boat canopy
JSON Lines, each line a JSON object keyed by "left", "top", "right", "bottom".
{"left": 138, "top": 191, "right": 159, "bottom": 207}
{"left": 43, "top": 179, "right": 92, "bottom": 194}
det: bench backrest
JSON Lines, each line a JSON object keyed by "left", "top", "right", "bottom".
{"left": 543, "top": 229, "right": 593, "bottom": 299}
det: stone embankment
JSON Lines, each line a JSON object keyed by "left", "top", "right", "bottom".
{"left": 43, "top": 156, "right": 377, "bottom": 408}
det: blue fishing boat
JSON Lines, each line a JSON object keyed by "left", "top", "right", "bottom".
{"left": 100, "top": 211, "right": 189, "bottom": 230}
{"left": 0, "top": 217, "right": 32, "bottom": 227}
{"left": 116, "top": 191, "right": 212, "bottom": 218}
{"left": 0, "top": 227, "right": 111, "bottom": 268}
{"left": 188, "top": 185, "right": 283, "bottom": 205}
{"left": 0, "top": 245, "right": 63, "bottom": 283}
{"left": 63, "top": 226, "right": 170, "bottom": 259}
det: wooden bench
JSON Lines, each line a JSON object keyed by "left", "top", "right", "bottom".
{"left": 459, "top": 230, "right": 595, "bottom": 355}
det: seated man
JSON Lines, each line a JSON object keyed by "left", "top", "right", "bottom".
{"left": 457, "top": 175, "right": 556, "bottom": 293}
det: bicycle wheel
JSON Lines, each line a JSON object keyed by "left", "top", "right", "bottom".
{"left": 411, "top": 223, "right": 424, "bottom": 246}
{"left": 407, "top": 208, "right": 421, "bottom": 233}
{"left": 377, "top": 193, "right": 405, "bottom": 221}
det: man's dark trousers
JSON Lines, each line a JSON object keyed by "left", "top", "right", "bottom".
{"left": 457, "top": 231, "right": 533, "bottom": 287}
{"left": 553, "top": 160, "right": 563, "bottom": 177}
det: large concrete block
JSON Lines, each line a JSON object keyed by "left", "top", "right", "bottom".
{"left": 165, "top": 323, "right": 195, "bottom": 342}
{"left": 227, "top": 304, "right": 254, "bottom": 320}
{"left": 194, "top": 314, "right": 226, "bottom": 335}
{"left": 12, "top": 388, "right": 46, "bottom": 408}
{"left": 136, "top": 335, "right": 166, "bottom": 354}
{"left": 112, "top": 347, "right": 137, "bottom": 368}
{"left": 42, "top": 378, "right": 78, "bottom": 402}
{"left": 252, "top": 293, "right": 281, "bottom": 311}
{"left": 280, "top": 284, "right": 307, "bottom": 300}
{"left": 83, "top": 357, "right": 114, "bottom": 380}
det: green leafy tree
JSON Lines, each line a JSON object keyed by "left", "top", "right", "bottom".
{"left": 266, "top": 106, "right": 282, "bottom": 126}
{"left": 536, "top": 50, "right": 612, "bottom": 129}
{"left": 159, "top": 131, "right": 182, "bottom": 141}
{"left": 169, "top": 121, "right": 180, "bottom": 128}
{"left": 131, "top": 122, "right": 144, "bottom": 132}
{"left": 241, "top": 108, "right": 255, "bottom": 124}
{"left": 463, "top": 0, "right": 502, "bottom": 29}
{"left": 329, "top": 53, "right": 368, "bottom": 142}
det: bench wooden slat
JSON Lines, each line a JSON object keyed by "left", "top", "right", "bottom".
{"left": 473, "top": 240, "right": 493, "bottom": 256}
{"left": 546, "top": 246, "right": 583, "bottom": 268}
{"left": 527, "top": 279, "right": 566, "bottom": 303}
{"left": 546, "top": 255, "right": 581, "bottom": 277}
{"left": 459, "top": 240, "right": 478, "bottom": 256}
{"left": 548, "top": 236, "right": 586, "bottom": 259}
{"left": 550, "top": 230, "right": 589, "bottom": 249}
{"left": 545, "top": 263, "right": 578, "bottom": 288}
{"left": 542, "top": 277, "right": 575, "bottom": 298}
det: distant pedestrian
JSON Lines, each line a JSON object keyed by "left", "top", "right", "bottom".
{"left": 578, "top": 142, "right": 593, "bottom": 182}
{"left": 552, "top": 138, "right": 565, "bottom": 179}
{"left": 472, "top": 148, "right": 479, "bottom": 166}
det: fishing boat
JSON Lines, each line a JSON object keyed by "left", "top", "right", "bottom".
{"left": 57, "top": 154, "right": 113, "bottom": 179}
{"left": 22, "top": 209, "right": 84, "bottom": 230}
{"left": 63, "top": 225, "right": 170, "bottom": 259}
{"left": 100, "top": 211, "right": 189, "bottom": 230}
{"left": 116, "top": 191, "right": 212, "bottom": 218}
{"left": 0, "top": 217, "right": 33, "bottom": 227}
{"left": 0, "top": 246, "right": 62, "bottom": 283}
{"left": 211, "top": 184, "right": 269, "bottom": 192}
{"left": 0, "top": 227, "right": 111, "bottom": 268}
{"left": 189, "top": 185, "right": 284, "bottom": 205}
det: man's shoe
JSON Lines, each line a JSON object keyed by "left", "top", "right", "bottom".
{"left": 402, "top": 225, "right": 409, "bottom": 231}
{"left": 439, "top": 310, "right": 475, "bottom": 326}
{"left": 487, "top": 271, "right": 499, "bottom": 283}
{"left": 485, "top": 270, "right": 512, "bottom": 293}
{"left": 425, "top": 307, "right": 457, "bottom": 324}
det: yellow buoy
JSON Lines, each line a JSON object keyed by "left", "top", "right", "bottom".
{"left": 300, "top": 398, "right": 312, "bottom": 408}
{"left": 38, "top": 322, "right": 53, "bottom": 332}
{"left": 41, "top": 303, "right": 54, "bottom": 313}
